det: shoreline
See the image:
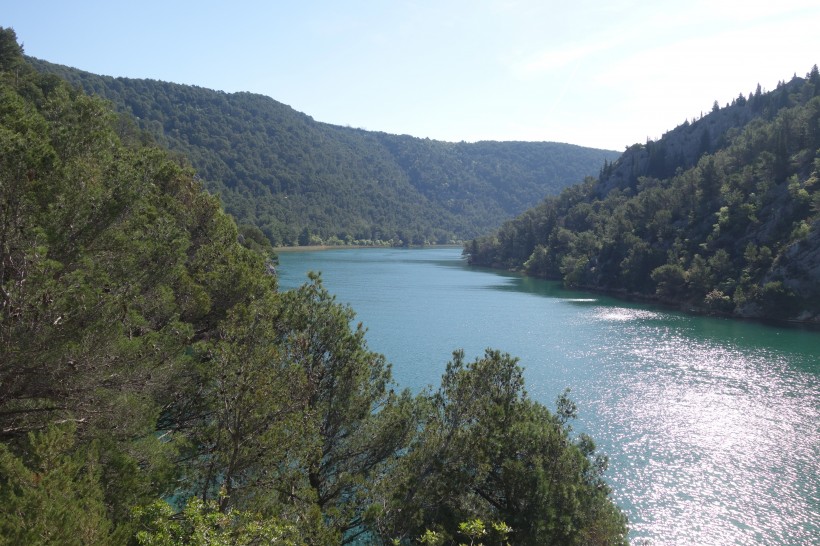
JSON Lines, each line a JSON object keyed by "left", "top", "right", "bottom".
{"left": 274, "top": 244, "right": 464, "bottom": 252}
{"left": 469, "top": 262, "right": 820, "bottom": 329}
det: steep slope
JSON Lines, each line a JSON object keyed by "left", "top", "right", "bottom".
{"left": 28, "top": 58, "right": 619, "bottom": 246}
{"left": 466, "top": 69, "right": 820, "bottom": 322}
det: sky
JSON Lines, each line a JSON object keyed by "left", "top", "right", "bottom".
{"left": 4, "top": 0, "right": 820, "bottom": 151}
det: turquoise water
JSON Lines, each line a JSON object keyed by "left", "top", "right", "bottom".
{"left": 277, "top": 247, "right": 820, "bottom": 545}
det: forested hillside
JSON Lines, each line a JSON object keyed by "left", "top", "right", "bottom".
{"left": 28, "top": 58, "right": 619, "bottom": 246}
{"left": 1, "top": 28, "right": 628, "bottom": 544}
{"left": 467, "top": 69, "right": 820, "bottom": 323}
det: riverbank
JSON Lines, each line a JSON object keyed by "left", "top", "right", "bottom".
{"left": 483, "top": 264, "right": 820, "bottom": 329}
{"left": 274, "top": 243, "right": 463, "bottom": 252}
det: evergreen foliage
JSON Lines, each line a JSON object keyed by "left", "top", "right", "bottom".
{"left": 1, "top": 29, "right": 626, "bottom": 545}
{"left": 367, "top": 351, "right": 628, "bottom": 546}
{"left": 28, "top": 57, "right": 619, "bottom": 246}
{"left": 466, "top": 69, "right": 820, "bottom": 323}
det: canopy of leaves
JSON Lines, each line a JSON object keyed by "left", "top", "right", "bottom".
{"left": 28, "top": 57, "right": 619, "bottom": 246}
{"left": 366, "top": 350, "right": 628, "bottom": 546}
{"left": 466, "top": 70, "right": 820, "bottom": 323}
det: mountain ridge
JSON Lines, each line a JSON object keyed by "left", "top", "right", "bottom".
{"left": 28, "top": 57, "right": 619, "bottom": 246}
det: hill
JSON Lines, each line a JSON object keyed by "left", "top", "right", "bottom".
{"left": 28, "top": 57, "right": 619, "bottom": 246}
{"left": 466, "top": 69, "right": 820, "bottom": 323}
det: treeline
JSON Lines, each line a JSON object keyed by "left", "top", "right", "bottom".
{"left": 0, "top": 29, "right": 627, "bottom": 544}
{"left": 467, "top": 69, "right": 820, "bottom": 322}
{"left": 28, "top": 57, "right": 619, "bottom": 247}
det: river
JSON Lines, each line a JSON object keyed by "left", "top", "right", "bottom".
{"left": 277, "top": 246, "right": 820, "bottom": 545}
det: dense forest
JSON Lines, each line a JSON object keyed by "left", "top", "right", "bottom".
{"left": 0, "top": 28, "right": 628, "bottom": 545}
{"left": 28, "top": 57, "right": 619, "bottom": 247}
{"left": 466, "top": 70, "right": 820, "bottom": 323}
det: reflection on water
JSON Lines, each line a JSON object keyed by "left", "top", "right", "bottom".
{"left": 595, "top": 330, "right": 818, "bottom": 544}
{"left": 592, "top": 307, "right": 661, "bottom": 322}
{"left": 278, "top": 247, "right": 820, "bottom": 546}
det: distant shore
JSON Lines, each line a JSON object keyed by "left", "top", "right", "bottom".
{"left": 273, "top": 245, "right": 362, "bottom": 252}
{"left": 274, "top": 244, "right": 463, "bottom": 252}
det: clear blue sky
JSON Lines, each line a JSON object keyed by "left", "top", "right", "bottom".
{"left": 4, "top": 0, "right": 820, "bottom": 151}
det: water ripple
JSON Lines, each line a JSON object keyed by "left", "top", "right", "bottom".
{"left": 591, "top": 326, "right": 820, "bottom": 545}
